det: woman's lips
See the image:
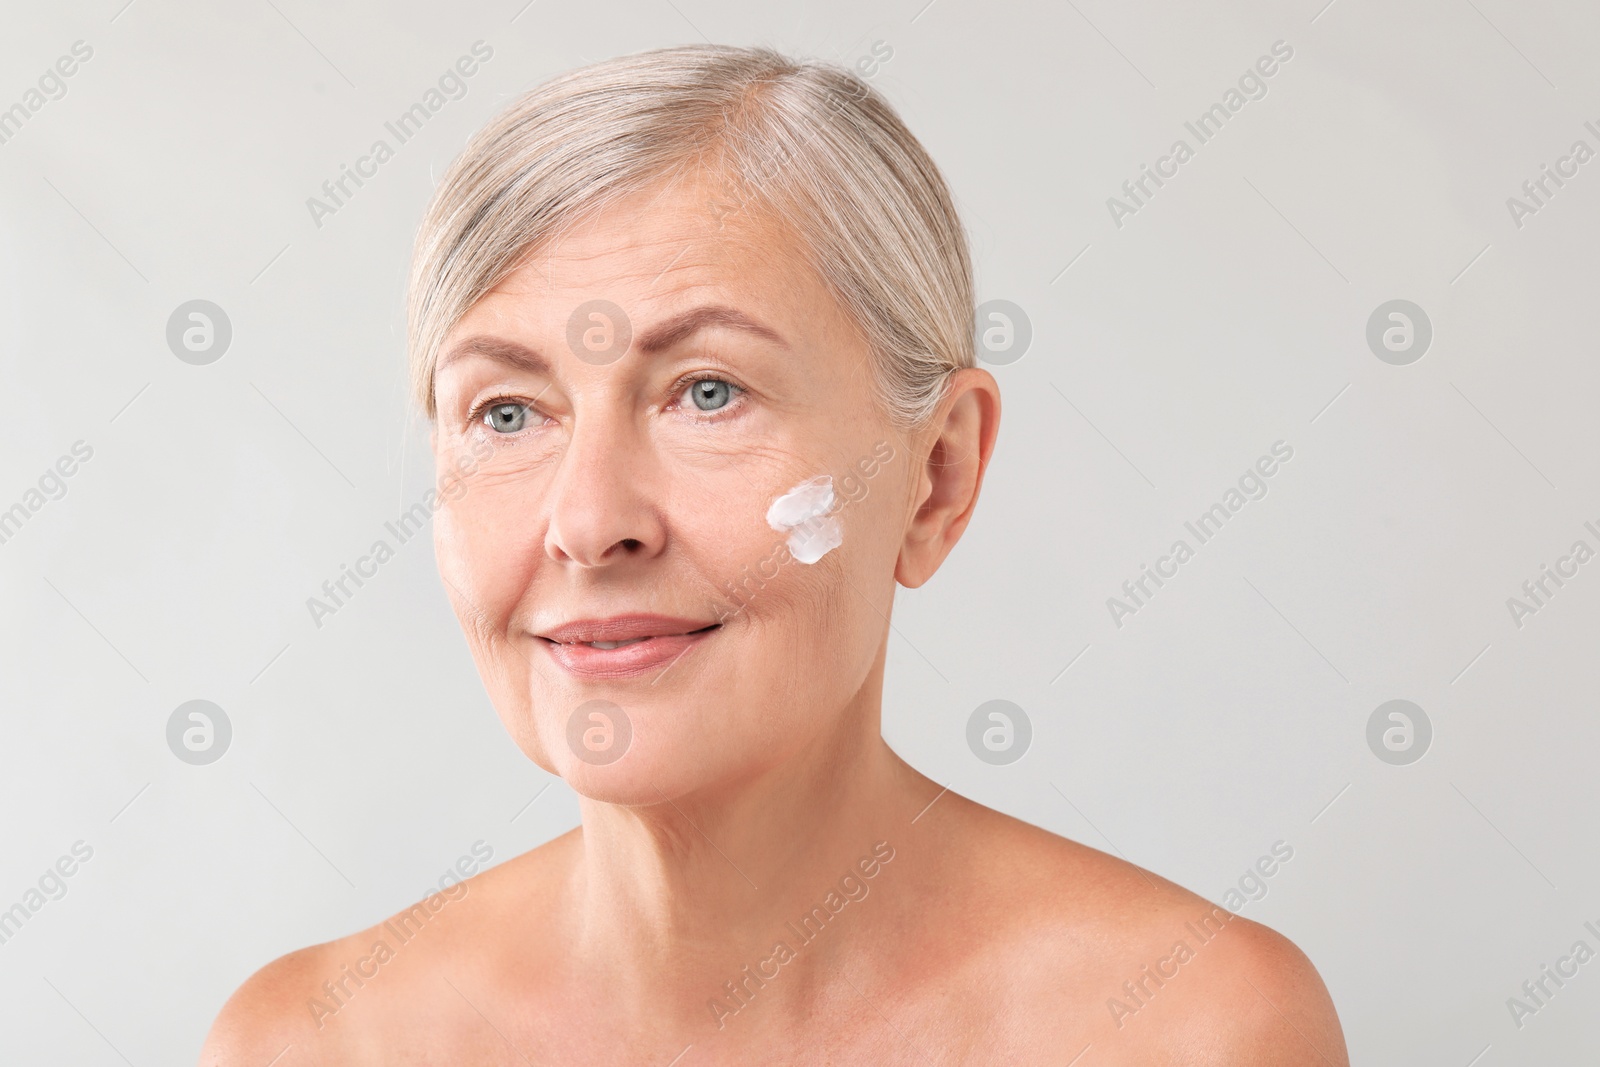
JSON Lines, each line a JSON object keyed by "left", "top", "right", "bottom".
{"left": 536, "top": 615, "right": 720, "bottom": 679}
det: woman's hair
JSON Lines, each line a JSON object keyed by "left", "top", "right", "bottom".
{"left": 407, "top": 43, "right": 974, "bottom": 432}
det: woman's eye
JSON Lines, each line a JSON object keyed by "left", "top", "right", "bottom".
{"left": 685, "top": 378, "right": 735, "bottom": 412}
{"left": 482, "top": 402, "right": 531, "bottom": 433}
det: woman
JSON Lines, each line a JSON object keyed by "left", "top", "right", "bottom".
{"left": 204, "top": 44, "right": 1347, "bottom": 1064}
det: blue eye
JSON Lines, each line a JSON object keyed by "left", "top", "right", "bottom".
{"left": 687, "top": 379, "right": 734, "bottom": 411}
{"left": 483, "top": 402, "right": 530, "bottom": 432}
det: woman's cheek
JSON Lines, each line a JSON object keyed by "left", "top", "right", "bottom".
{"left": 698, "top": 491, "right": 848, "bottom": 635}
{"left": 432, "top": 464, "right": 540, "bottom": 627}
{"left": 432, "top": 481, "right": 557, "bottom": 767}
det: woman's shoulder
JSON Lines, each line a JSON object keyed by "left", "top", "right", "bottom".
{"left": 198, "top": 936, "right": 338, "bottom": 1065}
{"left": 199, "top": 828, "right": 578, "bottom": 1066}
{"left": 933, "top": 795, "right": 1349, "bottom": 1064}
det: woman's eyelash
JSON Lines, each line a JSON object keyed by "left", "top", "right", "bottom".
{"left": 465, "top": 375, "right": 746, "bottom": 428}
{"left": 671, "top": 374, "right": 746, "bottom": 414}
{"left": 468, "top": 396, "right": 535, "bottom": 425}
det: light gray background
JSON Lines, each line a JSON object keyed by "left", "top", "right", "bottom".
{"left": 2, "top": 0, "right": 1597, "bottom": 1062}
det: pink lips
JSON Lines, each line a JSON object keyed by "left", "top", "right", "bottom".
{"left": 536, "top": 614, "right": 720, "bottom": 679}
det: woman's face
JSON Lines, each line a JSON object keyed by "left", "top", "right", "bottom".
{"left": 430, "top": 175, "right": 919, "bottom": 802}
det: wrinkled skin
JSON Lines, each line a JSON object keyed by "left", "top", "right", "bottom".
{"left": 201, "top": 173, "right": 1348, "bottom": 1067}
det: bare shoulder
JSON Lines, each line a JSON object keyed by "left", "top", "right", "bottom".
{"left": 199, "top": 937, "right": 343, "bottom": 1066}
{"left": 933, "top": 796, "right": 1348, "bottom": 1065}
{"left": 199, "top": 829, "right": 578, "bottom": 1066}
{"left": 1175, "top": 913, "right": 1349, "bottom": 1066}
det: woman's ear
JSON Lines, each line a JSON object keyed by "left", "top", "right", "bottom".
{"left": 895, "top": 367, "right": 1001, "bottom": 588}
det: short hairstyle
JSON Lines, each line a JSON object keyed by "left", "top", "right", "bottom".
{"left": 407, "top": 43, "right": 975, "bottom": 432}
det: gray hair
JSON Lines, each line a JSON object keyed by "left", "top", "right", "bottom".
{"left": 407, "top": 43, "right": 975, "bottom": 432}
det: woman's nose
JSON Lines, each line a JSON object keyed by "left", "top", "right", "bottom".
{"left": 542, "top": 414, "right": 665, "bottom": 567}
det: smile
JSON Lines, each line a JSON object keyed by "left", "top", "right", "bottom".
{"left": 535, "top": 615, "right": 721, "bottom": 678}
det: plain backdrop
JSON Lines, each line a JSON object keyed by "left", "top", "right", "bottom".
{"left": 2, "top": 0, "right": 1598, "bottom": 1063}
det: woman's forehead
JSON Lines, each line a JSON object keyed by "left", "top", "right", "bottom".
{"left": 462, "top": 188, "right": 843, "bottom": 346}
{"left": 521, "top": 179, "right": 803, "bottom": 284}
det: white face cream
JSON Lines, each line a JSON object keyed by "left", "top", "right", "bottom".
{"left": 766, "top": 475, "right": 843, "bottom": 564}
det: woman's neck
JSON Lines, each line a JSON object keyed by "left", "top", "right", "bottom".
{"left": 560, "top": 669, "right": 935, "bottom": 1029}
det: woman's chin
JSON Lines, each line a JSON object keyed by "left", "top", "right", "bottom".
{"left": 500, "top": 686, "right": 822, "bottom": 806}
{"left": 554, "top": 756, "right": 710, "bottom": 807}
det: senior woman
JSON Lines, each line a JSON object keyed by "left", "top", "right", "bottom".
{"left": 204, "top": 44, "right": 1347, "bottom": 1065}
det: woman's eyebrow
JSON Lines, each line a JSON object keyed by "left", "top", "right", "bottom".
{"left": 438, "top": 335, "right": 550, "bottom": 376}
{"left": 437, "top": 304, "right": 787, "bottom": 376}
{"left": 636, "top": 304, "right": 789, "bottom": 354}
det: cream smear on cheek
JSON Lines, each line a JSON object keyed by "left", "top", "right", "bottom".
{"left": 765, "top": 475, "right": 843, "bottom": 564}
